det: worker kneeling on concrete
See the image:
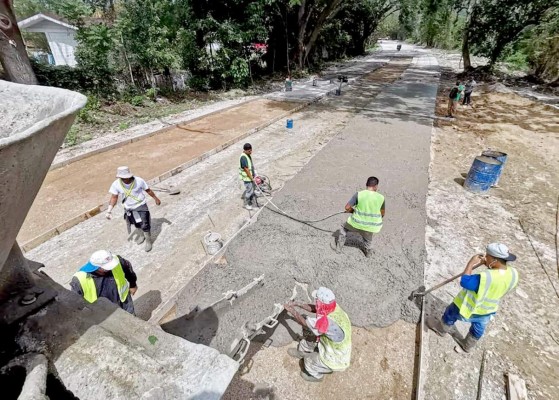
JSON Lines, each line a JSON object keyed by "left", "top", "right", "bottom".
{"left": 283, "top": 287, "right": 352, "bottom": 383}
{"left": 71, "top": 250, "right": 138, "bottom": 315}
{"left": 106, "top": 166, "right": 161, "bottom": 252}
{"left": 333, "top": 176, "right": 385, "bottom": 257}
{"left": 427, "top": 243, "right": 519, "bottom": 353}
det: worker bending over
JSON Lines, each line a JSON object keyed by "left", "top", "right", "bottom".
{"left": 333, "top": 176, "right": 385, "bottom": 258}
{"left": 428, "top": 243, "right": 519, "bottom": 353}
{"left": 71, "top": 250, "right": 138, "bottom": 314}
{"left": 239, "top": 143, "right": 258, "bottom": 210}
{"left": 106, "top": 166, "right": 161, "bottom": 252}
{"left": 283, "top": 287, "right": 352, "bottom": 383}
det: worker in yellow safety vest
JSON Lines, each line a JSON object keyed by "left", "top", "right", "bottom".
{"left": 427, "top": 243, "right": 519, "bottom": 353}
{"left": 239, "top": 143, "right": 259, "bottom": 210}
{"left": 333, "top": 176, "right": 385, "bottom": 258}
{"left": 71, "top": 250, "right": 138, "bottom": 314}
{"left": 283, "top": 287, "right": 352, "bottom": 382}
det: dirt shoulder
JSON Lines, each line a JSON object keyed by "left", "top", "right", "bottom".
{"left": 422, "top": 69, "right": 559, "bottom": 399}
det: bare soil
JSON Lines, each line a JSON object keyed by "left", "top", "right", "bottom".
{"left": 423, "top": 71, "right": 559, "bottom": 399}
{"left": 19, "top": 99, "right": 297, "bottom": 244}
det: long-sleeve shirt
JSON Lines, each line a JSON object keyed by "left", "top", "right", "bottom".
{"left": 70, "top": 256, "right": 137, "bottom": 313}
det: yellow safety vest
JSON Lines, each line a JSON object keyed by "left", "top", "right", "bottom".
{"left": 453, "top": 267, "right": 518, "bottom": 319}
{"left": 119, "top": 179, "right": 143, "bottom": 204}
{"left": 239, "top": 153, "right": 253, "bottom": 182}
{"left": 347, "top": 190, "right": 384, "bottom": 233}
{"left": 74, "top": 262, "right": 130, "bottom": 304}
{"left": 318, "top": 305, "right": 352, "bottom": 371}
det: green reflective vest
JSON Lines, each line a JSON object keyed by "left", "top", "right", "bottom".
{"left": 318, "top": 305, "right": 352, "bottom": 371}
{"left": 453, "top": 267, "right": 519, "bottom": 319}
{"left": 239, "top": 153, "right": 254, "bottom": 182}
{"left": 347, "top": 190, "right": 384, "bottom": 233}
{"left": 74, "top": 262, "right": 130, "bottom": 304}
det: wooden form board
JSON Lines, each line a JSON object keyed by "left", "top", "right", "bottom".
{"left": 507, "top": 374, "right": 528, "bottom": 400}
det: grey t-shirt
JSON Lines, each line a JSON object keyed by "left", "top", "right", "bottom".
{"left": 306, "top": 316, "right": 345, "bottom": 342}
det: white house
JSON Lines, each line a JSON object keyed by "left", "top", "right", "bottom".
{"left": 18, "top": 13, "right": 78, "bottom": 67}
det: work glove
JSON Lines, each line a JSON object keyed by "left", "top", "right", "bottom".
{"left": 106, "top": 205, "right": 114, "bottom": 220}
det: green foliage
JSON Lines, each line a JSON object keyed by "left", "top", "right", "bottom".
{"left": 145, "top": 88, "right": 157, "bottom": 101}
{"left": 118, "top": 122, "right": 130, "bottom": 130}
{"left": 77, "top": 95, "right": 101, "bottom": 123}
{"left": 129, "top": 96, "right": 145, "bottom": 107}
{"left": 64, "top": 126, "right": 79, "bottom": 146}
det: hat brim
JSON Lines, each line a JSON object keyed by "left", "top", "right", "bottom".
{"left": 80, "top": 262, "right": 99, "bottom": 273}
{"left": 504, "top": 253, "right": 517, "bottom": 262}
{"left": 116, "top": 173, "right": 133, "bottom": 179}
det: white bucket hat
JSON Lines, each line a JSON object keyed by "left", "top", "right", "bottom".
{"left": 116, "top": 166, "right": 133, "bottom": 179}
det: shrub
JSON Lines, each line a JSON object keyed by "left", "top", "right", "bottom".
{"left": 145, "top": 88, "right": 157, "bottom": 101}
{"left": 130, "top": 95, "right": 145, "bottom": 107}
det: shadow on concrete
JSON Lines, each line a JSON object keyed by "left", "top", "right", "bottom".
{"left": 454, "top": 177, "right": 466, "bottom": 186}
{"left": 161, "top": 305, "right": 219, "bottom": 346}
{"left": 134, "top": 289, "right": 162, "bottom": 321}
{"left": 151, "top": 217, "right": 172, "bottom": 243}
{"left": 424, "top": 294, "right": 466, "bottom": 342}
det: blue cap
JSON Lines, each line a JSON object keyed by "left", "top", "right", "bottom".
{"left": 80, "top": 262, "right": 100, "bottom": 273}
{"left": 79, "top": 250, "right": 119, "bottom": 273}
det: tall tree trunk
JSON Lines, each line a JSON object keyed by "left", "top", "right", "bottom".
{"left": 0, "top": 0, "right": 37, "bottom": 84}
{"left": 462, "top": 28, "right": 471, "bottom": 70}
{"left": 302, "top": 0, "right": 344, "bottom": 67}
{"left": 295, "top": 0, "right": 311, "bottom": 71}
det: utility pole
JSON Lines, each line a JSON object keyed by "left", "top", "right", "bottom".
{"left": 0, "top": 0, "right": 38, "bottom": 84}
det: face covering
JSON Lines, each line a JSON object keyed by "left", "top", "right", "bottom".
{"left": 315, "top": 300, "right": 337, "bottom": 335}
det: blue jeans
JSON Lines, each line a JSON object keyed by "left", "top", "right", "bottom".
{"left": 442, "top": 303, "right": 492, "bottom": 339}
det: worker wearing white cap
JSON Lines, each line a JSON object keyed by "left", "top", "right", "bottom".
{"left": 283, "top": 287, "right": 352, "bottom": 382}
{"left": 428, "top": 243, "right": 519, "bottom": 353}
{"left": 106, "top": 166, "right": 161, "bottom": 252}
{"left": 70, "top": 250, "right": 138, "bottom": 314}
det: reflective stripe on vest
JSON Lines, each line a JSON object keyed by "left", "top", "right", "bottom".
{"left": 318, "top": 305, "right": 352, "bottom": 371}
{"left": 239, "top": 153, "right": 253, "bottom": 182}
{"left": 347, "top": 190, "right": 384, "bottom": 233}
{"left": 74, "top": 262, "right": 130, "bottom": 304}
{"left": 453, "top": 267, "right": 518, "bottom": 319}
{"left": 119, "top": 179, "right": 143, "bottom": 204}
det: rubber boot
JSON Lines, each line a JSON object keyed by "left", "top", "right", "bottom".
{"left": 144, "top": 232, "right": 152, "bottom": 252}
{"left": 135, "top": 229, "right": 145, "bottom": 244}
{"left": 455, "top": 332, "right": 479, "bottom": 354}
{"left": 333, "top": 234, "right": 345, "bottom": 254}
{"left": 364, "top": 248, "right": 373, "bottom": 258}
{"left": 426, "top": 316, "right": 452, "bottom": 337}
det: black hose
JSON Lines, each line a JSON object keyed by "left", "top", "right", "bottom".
{"left": 265, "top": 207, "right": 335, "bottom": 233}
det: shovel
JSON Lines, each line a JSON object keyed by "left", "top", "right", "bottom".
{"left": 152, "top": 186, "right": 181, "bottom": 195}
{"left": 409, "top": 264, "right": 482, "bottom": 300}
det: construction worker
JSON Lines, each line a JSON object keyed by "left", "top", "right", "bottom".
{"left": 106, "top": 166, "right": 161, "bottom": 252}
{"left": 283, "top": 287, "right": 352, "bottom": 383}
{"left": 333, "top": 176, "right": 385, "bottom": 257}
{"left": 239, "top": 143, "right": 258, "bottom": 210}
{"left": 70, "top": 250, "right": 138, "bottom": 314}
{"left": 427, "top": 243, "right": 519, "bottom": 353}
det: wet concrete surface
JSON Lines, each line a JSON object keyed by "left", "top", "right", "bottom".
{"left": 19, "top": 99, "right": 297, "bottom": 243}
{"left": 167, "top": 54, "right": 439, "bottom": 354}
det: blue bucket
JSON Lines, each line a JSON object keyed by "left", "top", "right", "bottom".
{"left": 481, "top": 150, "right": 507, "bottom": 186}
{"left": 286, "top": 119, "right": 293, "bottom": 129}
{"left": 464, "top": 156, "right": 503, "bottom": 193}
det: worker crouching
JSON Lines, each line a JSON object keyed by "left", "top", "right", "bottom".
{"left": 71, "top": 250, "right": 138, "bottom": 314}
{"left": 427, "top": 243, "right": 519, "bottom": 353}
{"left": 283, "top": 287, "right": 352, "bottom": 382}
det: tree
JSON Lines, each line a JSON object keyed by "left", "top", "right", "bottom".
{"left": 0, "top": 0, "right": 37, "bottom": 83}
{"left": 468, "top": 0, "right": 558, "bottom": 66}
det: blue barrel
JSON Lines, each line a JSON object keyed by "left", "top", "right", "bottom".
{"left": 464, "top": 156, "right": 503, "bottom": 193}
{"left": 481, "top": 150, "right": 507, "bottom": 186}
{"left": 286, "top": 119, "right": 293, "bottom": 129}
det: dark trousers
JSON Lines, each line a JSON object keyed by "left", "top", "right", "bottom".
{"left": 462, "top": 92, "right": 472, "bottom": 105}
{"left": 125, "top": 204, "right": 151, "bottom": 232}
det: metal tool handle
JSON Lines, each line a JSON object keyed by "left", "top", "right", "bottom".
{"left": 233, "top": 337, "right": 251, "bottom": 364}
{"left": 421, "top": 263, "right": 483, "bottom": 296}
{"left": 263, "top": 318, "right": 279, "bottom": 329}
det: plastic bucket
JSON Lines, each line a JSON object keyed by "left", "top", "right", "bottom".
{"left": 286, "top": 119, "right": 293, "bottom": 129}
{"left": 204, "top": 232, "right": 223, "bottom": 255}
{"left": 481, "top": 150, "right": 507, "bottom": 186}
{"left": 464, "top": 156, "right": 503, "bottom": 193}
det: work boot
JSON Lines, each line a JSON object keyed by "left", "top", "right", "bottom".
{"left": 331, "top": 235, "right": 345, "bottom": 254}
{"left": 135, "top": 229, "right": 145, "bottom": 245}
{"left": 364, "top": 249, "right": 373, "bottom": 258}
{"left": 299, "top": 371, "right": 323, "bottom": 383}
{"left": 287, "top": 348, "right": 305, "bottom": 359}
{"left": 454, "top": 332, "right": 479, "bottom": 354}
{"left": 426, "top": 316, "right": 452, "bottom": 337}
{"left": 243, "top": 204, "right": 253, "bottom": 210}
{"left": 144, "top": 232, "right": 152, "bottom": 252}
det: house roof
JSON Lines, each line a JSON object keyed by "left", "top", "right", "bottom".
{"left": 18, "top": 13, "right": 77, "bottom": 31}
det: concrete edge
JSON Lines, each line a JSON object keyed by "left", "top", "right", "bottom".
{"left": 49, "top": 98, "right": 260, "bottom": 171}
{"left": 22, "top": 94, "right": 332, "bottom": 253}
